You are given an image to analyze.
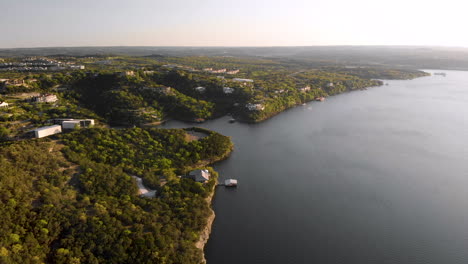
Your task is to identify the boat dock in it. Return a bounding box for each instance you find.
[217,179,238,187]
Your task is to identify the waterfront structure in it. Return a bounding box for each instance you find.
[245,103,265,111]
[118,71,135,77]
[33,125,62,138]
[298,86,311,92]
[224,179,238,187]
[189,169,211,183]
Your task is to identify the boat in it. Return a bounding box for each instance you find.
[315,97,325,102]
[224,179,238,187]
[434,72,446,77]
[229,118,236,123]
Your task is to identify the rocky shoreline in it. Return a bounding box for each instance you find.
[195,179,217,263]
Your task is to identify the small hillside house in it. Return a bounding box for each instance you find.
[189,169,211,183]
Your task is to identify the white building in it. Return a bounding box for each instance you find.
[225,179,238,187]
[233,78,253,83]
[34,125,62,138]
[118,71,135,77]
[223,87,235,94]
[245,103,265,111]
[298,86,311,92]
[0,101,8,108]
[195,86,206,93]
[62,119,95,129]
[189,169,211,183]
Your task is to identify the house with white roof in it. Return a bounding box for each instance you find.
[189,169,211,183]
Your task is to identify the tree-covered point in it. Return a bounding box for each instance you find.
[323,66,430,80]
[0,126,233,264]
[61,127,233,188]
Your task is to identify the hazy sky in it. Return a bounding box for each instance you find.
[1,0,467,48]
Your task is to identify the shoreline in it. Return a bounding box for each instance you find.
[194,145,233,263]
[195,179,217,263]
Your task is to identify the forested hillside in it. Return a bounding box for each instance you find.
[0,127,233,264]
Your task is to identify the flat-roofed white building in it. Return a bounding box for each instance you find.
[233,78,253,83]
[62,119,95,129]
[34,125,62,138]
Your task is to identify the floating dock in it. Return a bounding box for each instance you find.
[218,179,238,187]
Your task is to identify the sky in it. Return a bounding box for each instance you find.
[1,0,468,48]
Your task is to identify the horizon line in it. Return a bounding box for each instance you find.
[1,44,468,50]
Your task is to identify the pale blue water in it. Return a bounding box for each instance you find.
[162,70,468,264]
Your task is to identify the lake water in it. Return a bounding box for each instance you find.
[161,70,468,264]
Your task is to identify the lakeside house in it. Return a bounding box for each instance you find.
[33,125,62,138]
[189,169,211,183]
[118,71,135,77]
[245,103,265,111]
[298,86,311,92]
[31,94,58,103]
[195,86,206,93]
[223,87,235,94]
[0,101,8,108]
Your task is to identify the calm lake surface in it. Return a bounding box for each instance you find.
[161,70,468,264]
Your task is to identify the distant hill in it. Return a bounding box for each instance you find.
[2,46,468,70]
